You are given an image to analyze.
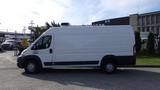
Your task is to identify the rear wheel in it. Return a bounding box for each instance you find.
[24,61,41,74]
[101,62,116,73]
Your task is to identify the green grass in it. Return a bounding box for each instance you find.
[136,55,160,65]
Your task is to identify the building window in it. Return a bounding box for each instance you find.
[157,27,160,34]
[138,17,142,26]
[142,16,145,25]
[105,20,110,23]
[155,15,158,24]
[142,27,145,32]
[157,14,160,24]
[151,27,155,33]
[151,16,154,24]
[158,14,160,23]
[146,16,149,25]
[147,27,150,32]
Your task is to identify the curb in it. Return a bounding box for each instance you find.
[120,65,160,68]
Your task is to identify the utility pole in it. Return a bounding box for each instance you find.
[29,20,34,28]
[29,20,35,34]
[23,26,26,38]
[14,30,17,40]
[29,20,35,42]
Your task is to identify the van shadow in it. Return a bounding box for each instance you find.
[22,68,160,90]
[0,50,5,53]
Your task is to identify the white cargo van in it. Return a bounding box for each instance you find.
[17,25,136,73]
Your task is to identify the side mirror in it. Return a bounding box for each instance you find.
[31,44,36,50]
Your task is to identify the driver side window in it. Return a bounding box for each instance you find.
[32,35,52,50]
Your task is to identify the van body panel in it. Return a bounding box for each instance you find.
[53,26,134,65]
[17,25,136,68]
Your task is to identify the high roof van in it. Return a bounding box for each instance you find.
[17,25,136,74]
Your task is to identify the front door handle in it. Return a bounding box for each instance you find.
[49,49,52,53]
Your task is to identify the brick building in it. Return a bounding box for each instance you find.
[92,11,160,35]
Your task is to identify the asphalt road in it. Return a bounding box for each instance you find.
[0,51,160,90]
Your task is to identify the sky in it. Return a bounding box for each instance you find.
[0,0,160,33]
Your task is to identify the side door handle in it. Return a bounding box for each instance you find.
[49,49,52,53]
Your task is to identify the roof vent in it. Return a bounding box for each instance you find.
[61,22,70,26]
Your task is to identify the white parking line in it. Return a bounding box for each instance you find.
[5,57,17,64]
[0,51,17,64]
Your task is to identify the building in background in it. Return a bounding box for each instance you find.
[0,33,5,44]
[92,11,160,35]
[92,17,129,26]
[0,31,31,43]
[131,11,160,35]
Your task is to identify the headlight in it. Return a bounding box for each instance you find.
[20,50,27,56]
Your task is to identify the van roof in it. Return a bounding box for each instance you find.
[44,25,133,35]
[50,25,132,30]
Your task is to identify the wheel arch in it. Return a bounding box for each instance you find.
[100,55,117,67]
[23,55,42,68]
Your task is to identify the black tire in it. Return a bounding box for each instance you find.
[24,60,41,74]
[101,62,116,73]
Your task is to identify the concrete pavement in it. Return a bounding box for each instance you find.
[0,51,160,90]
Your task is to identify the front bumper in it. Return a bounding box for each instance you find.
[17,56,25,68]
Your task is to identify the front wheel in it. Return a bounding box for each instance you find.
[24,61,41,74]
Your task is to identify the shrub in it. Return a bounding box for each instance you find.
[135,31,141,54]
[158,39,160,54]
[146,32,155,54]
[139,49,148,55]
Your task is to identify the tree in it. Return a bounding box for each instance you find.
[33,26,46,41]
[51,21,60,27]
[45,22,51,29]
[158,39,160,54]
[45,21,60,29]
[135,31,141,54]
[29,21,60,42]
[146,32,155,54]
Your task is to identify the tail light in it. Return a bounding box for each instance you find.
[133,45,136,55]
